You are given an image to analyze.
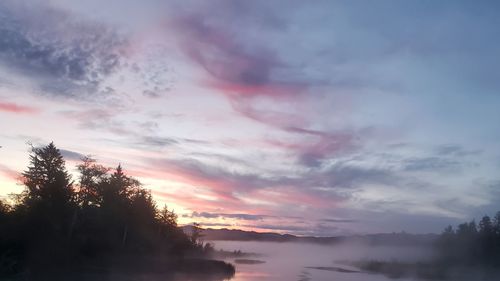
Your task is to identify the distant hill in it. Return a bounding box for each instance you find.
[183,226,438,247]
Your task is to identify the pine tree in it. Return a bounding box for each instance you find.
[479,216,493,235]
[22,142,74,208]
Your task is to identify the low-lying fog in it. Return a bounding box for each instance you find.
[212,240,436,281]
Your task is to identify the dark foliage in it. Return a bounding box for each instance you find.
[0,143,230,279]
[437,211,500,265]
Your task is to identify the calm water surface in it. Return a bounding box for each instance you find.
[212,241,433,281]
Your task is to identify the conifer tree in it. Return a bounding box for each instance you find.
[22,142,73,206]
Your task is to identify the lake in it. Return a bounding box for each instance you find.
[212,240,435,281]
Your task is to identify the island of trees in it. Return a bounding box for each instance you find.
[437,212,500,265]
[0,143,234,280]
[353,213,500,280]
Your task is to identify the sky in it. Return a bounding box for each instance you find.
[1,0,500,236]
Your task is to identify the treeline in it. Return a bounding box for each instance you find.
[0,143,216,277]
[437,211,500,265]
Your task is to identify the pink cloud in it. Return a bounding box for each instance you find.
[153,190,221,211]
[127,161,245,205]
[0,102,38,114]
[208,80,306,99]
[134,156,344,214]
[0,164,20,181]
[170,14,307,100]
[262,127,358,167]
[229,97,309,129]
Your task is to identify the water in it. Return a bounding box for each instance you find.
[212,241,434,281]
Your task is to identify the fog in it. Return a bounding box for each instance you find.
[212,241,436,281]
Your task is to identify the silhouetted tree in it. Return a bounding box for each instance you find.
[21,142,74,207]
[479,216,493,234]
[97,165,139,249]
[76,156,109,207]
[478,215,496,263]
[127,188,157,251]
[0,142,231,278]
[0,199,19,276]
[494,211,500,235]
[20,143,76,238]
[437,212,500,265]
[190,222,204,246]
[0,200,9,216]
[13,143,78,271]
[158,205,178,228]
[437,225,456,261]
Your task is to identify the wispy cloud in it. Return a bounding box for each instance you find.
[190,211,270,221]
[0,101,38,114]
[0,164,19,181]
[60,149,85,162]
[171,8,305,98]
[403,157,461,172]
[320,218,358,223]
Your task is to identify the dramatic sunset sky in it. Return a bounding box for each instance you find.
[1,0,499,235]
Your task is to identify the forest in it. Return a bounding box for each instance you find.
[351,212,500,280]
[437,211,500,265]
[0,143,234,280]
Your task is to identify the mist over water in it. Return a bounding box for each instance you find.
[213,241,435,281]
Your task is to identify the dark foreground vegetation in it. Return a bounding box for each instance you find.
[352,211,500,280]
[0,143,234,280]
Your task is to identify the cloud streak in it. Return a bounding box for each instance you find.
[0,101,38,114]
[59,149,85,162]
[0,164,19,181]
[171,11,305,99]
[190,211,270,221]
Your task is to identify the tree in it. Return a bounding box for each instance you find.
[438,212,500,265]
[493,211,500,235]
[102,165,139,203]
[0,143,224,277]
[21,142,74,206]
[443,225,454,235]
[76,156,109,207]
[100,165,141,249]
[439,226,454,246]
[100,164,139,214]
[190,222,204,246]
[478,215,497,262]
[17,143,77,268]
[0,200,10,232]
[456,220,477,238]
[129,188,157,246]
[0,200,9,216]
[158,205,178,228]
[479,216,493,235]
[157,205,178,243]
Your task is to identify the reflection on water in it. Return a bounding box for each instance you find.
[298,270,311,281]
[213,241,433,281]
